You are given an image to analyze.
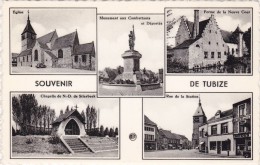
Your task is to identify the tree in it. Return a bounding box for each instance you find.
[117,66,124,75]
[99,125,104,137]
[104,127,109,136]
[109,128,115,137]
[104,67,117,81]
[243,27,251,55]
[60,109,64,116]
[81,110,86,123]
[12,96,21,132]
[115,127,119,136]
[65,105,70,113]
[19,94,38,135]
[86,105,90,130]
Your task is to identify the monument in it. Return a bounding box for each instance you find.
[121,25,142,83]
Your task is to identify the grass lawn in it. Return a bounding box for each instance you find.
[12,135,69,156]
[12,135,119,158]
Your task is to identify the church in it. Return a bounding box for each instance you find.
[168,10,247,69]
[14,11,95,70]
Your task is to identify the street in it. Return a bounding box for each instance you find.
[144,149,245,159]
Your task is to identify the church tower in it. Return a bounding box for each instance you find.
[233,25,244,57]
[192,97,207,148]
[21,10,37,51]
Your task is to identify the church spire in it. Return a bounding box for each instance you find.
[193,96,205,117]
[198,95,201,106]
[27,10,30,21]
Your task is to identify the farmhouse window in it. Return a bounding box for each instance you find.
[58,49,63,58]
[211,52,214,58]
[204,52,208,59]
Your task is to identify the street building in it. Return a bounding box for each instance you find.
[207,109,235,156]
[233,98,251,156]
[144,115,158,150]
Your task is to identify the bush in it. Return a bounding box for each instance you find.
[48,135,61,144]
[26,137,33,144]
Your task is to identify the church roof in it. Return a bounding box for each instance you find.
[74,42,95,57]
[22,19,36,35]
[12,53,19,58]
[193,99,205,117]
[37,31,56,45]
[207,109,233,123]
[52,31,77,50]
[19,49,33,57]
[144,115,157,126]
[45,50,58,59]
[52,109,85,125]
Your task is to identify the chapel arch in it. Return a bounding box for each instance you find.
[64,119,80,135]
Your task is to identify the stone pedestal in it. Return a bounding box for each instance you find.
[121,50,142,83]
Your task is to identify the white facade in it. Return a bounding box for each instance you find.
[207,117,235,156]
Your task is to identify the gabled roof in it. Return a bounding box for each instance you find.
[74,42,95,57]
[178,134,188,140]
[207,109,233,123]
[193,99,205,117]
[19,49,32,57]
[37,31,56,45]
[45,50,58,59]
[52,31,77,50]
[173,39,198,49]
[144,115,157,126]
[185,20,194,35]
[159,129,181,140]
[198,19,210,37]
[52,109,85,125]
[21,19,36,35]
[234,26,244,34]
[12,53,19,58]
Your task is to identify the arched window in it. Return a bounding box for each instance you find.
[58,49,63,58]
[34,50,38,61]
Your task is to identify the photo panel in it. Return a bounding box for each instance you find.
[166,8,252,75]
[10,92,120,159]
[10,8,97,75]
[143,92,252,160]
[98,14,165,97]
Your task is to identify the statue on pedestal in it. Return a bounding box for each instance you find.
[128,25,135,51]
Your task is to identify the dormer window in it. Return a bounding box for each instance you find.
[215,110,221,119]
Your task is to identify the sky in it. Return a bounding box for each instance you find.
[98,15,164,73]
[144,93,251,141]
[10,8,96,53]
[12,93,119,128]
[166,8,252,47]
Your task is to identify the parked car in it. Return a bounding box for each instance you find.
[243,150,251,158]
[36,63,46,68]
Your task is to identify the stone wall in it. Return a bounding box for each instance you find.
[52,47,73,68]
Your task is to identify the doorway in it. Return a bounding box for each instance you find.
[65,119,80,135]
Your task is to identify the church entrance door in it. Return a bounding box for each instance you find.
[65,119,80,135]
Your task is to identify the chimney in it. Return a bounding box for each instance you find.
[193,10,199,39]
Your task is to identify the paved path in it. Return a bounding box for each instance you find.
[144,149,245,159]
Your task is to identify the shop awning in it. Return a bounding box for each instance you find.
[200,142,205,145]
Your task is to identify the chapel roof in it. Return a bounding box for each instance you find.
[52,31,78,50]
[52,109,85,125]
[144,115,157,126]
[234,26,244,34]
[74,42,95,57]
[207,109,233,123]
